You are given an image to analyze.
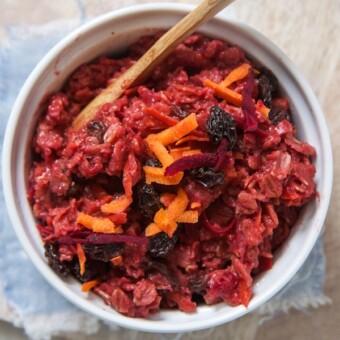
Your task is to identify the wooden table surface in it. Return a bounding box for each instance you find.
[0,0,339,339]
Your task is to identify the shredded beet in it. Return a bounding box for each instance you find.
[242,74,258,132]
[164,153,217,176]
[202,212,237,235]
[214,138,229,171]
[57,236,89,244]
[87,233,149,245]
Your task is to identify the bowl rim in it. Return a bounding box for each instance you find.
[2,2,333,333]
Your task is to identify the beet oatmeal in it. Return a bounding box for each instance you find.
[28,32,317,317]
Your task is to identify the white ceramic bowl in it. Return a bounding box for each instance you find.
[2,2,333,333]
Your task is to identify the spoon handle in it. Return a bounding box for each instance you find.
[72,0,235,129]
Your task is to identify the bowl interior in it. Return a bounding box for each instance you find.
[3,3,333,333]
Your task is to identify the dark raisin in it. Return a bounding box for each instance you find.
[257,67,278,108]
[206,106,237,149]
[137,182,162,219]
[82,243,124,262]
[189,167,224,188]
[68,259,108,283]
[148,232,178,258]
[188,273,206,294]
[170,105,189,118]
[144,260,179,290]
[66,181,81,197]
[44,243,70,277]
[144,158,162,167]
[269,106,291,125]
[87,120,107,141]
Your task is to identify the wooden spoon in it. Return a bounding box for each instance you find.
[72,0,235,129]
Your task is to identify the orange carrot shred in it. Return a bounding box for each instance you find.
[154,113,198,146]
[154,208,176,231]
[190,202,201,209]
[160,193,176,208]
[151,189,196,238]
[144,166,183,185]
[76,243,86,275]
[204,79,242,106]
[110,255,123,266]
[101,195,132,214]
[77,212,117,233]
[145,223,162,237]
[144,107,179,126]
[255,100,270,117]
[220,63,251,87]
[167,188,189,219]
[81,279,99,292]
[176,210,199,223]
[175,135,210,146]
[182,149,202,157]
[238,280,252,307]
[146,137,175,167]
[169,146,191,160]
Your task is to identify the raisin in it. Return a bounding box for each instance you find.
[137,182,162,219]
[188,273,206,294]
[170,105,189,119]
[206,106,237,149]
[66,179,81,197]
[148,232,178,258]
[189,167,224,188]
[82,243,124,262]
[257,67,278,108]
[68,258,108,283]
[269,106,291,125]
[87,120,107,141]
[144,158,162,167]
[44,243,70,277]
[144,260,179,290]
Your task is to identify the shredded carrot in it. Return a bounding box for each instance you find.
[101,195,132,214]
[176,210,199,223]
[144,166,183,185]
[169,147,201,160]
[145,222,162,237]
[154,113,198,146]
[144,107,179,126]
[113,225,124,234]
[150,189,197,237]
[175,135,210,146]
[190,202,201,209]
[81,279,99,292]
[91,219,117,233]
[146,136,175,167]
[77,212,117,233]
[204,79,242,106]
[169,146,191,160]
[167,188,189,219]
[154,208,177,232]
[160,193,176,207]
[182,149,202,157]
[255,100,270,117]
[76,243,86,275]
[253,68,260,76]
[238,280,252,307]
[225,167,238,179]
[220,63,251,87]
[110,255,123,266]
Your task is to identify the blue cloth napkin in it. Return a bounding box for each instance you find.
[0,17,330,340]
